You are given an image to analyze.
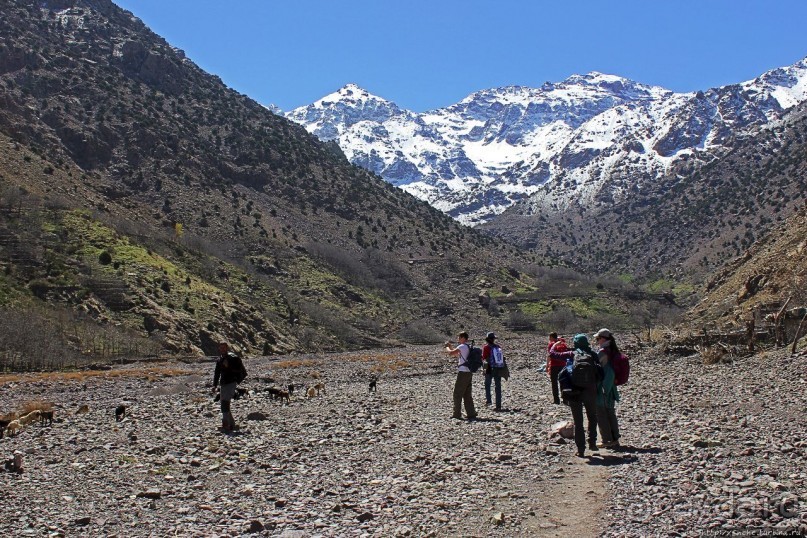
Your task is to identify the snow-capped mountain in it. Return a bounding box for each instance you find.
[285,58,807,225]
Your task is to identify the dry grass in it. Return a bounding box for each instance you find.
[369,359,411,374]
[0,365,193,386]
[697,345,727,365]
[19,400,54,414]
[272,358,320,369]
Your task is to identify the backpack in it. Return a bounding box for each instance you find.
[228,352,248,384]
[612,352,630,386]
[571,350,602,389]
[463,341,484,373]
[490,345,505,368]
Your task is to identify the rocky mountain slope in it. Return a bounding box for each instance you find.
[0,0,529,358]
[687,204,807,327]
[484,98,807,282]
[286,60,807,225]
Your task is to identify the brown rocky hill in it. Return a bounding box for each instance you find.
[686,205,807,332]
[0,0,524,359]
[0,0,684,364]
[482,99,807,287]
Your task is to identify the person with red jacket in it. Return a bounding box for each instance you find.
[546,332,568,405]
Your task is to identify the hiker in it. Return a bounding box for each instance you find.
[546,332,569,405]
[482,332,507,411]
[444,332,478,420]
[212,342,247,433]
[593,328,621,448]
[550,334,600,457]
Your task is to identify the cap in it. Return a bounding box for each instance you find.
[593,328,612,339]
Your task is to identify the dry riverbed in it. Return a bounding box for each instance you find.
[0,340,804,537]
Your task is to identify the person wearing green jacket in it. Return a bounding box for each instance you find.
[594,328,621,448]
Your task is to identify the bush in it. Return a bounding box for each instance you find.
[505,311,535,331]
[98,250,112,265]
[398,320,446,344]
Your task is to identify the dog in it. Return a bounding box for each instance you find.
[287,384,295,397]
[5,420,20,437]
[368,378,377,393]
[314,382,326,396]
[39,410,54,426]
[18,410,41,426]
[306,386,316,399]
[0,419,10,439]
[115,405,126,422]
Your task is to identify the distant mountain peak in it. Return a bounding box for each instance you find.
[287,58,807,225]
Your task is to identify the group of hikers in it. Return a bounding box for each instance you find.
[211,329,626,457]
[445,329,625,458]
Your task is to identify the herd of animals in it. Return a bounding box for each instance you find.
[0,374,380,440]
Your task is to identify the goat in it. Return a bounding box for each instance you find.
[277,390,290,403]
[18,410,41,426]
[0,419,10,439]
[5,420,20,437]
[369,378,377,393]
[287,384,295,396]
[115,405,126,422]
[314,382,326,396]
[267,387,283,400]
[306,386,316,399]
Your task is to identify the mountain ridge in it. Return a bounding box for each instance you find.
[285,57,807,224]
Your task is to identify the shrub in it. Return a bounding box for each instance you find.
[98,250,112,265]
[398,320,446,344]
[505,311,536,331]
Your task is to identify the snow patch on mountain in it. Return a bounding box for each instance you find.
[285,58,807,225]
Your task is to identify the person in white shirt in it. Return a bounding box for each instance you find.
[444,331,478,420]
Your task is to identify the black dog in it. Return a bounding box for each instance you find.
[115,405,126,422]
[39,411,54,426]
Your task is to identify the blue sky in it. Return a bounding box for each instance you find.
[114,0,807,112]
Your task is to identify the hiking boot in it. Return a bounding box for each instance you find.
[576,450,585,458]
[589,443,599,451]
[467,413,478,420]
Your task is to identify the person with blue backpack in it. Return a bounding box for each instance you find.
[444,331,479,420]
[482,332,508,411]
[593,328,621,448]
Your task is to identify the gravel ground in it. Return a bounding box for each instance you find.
[0,339,804,537]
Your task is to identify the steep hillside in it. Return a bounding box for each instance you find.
[287,60,807,225]
[0,0,525,358]
[483,99,807,284]
[687,205,807,328]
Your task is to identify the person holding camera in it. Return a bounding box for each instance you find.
[444,332,478,420]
